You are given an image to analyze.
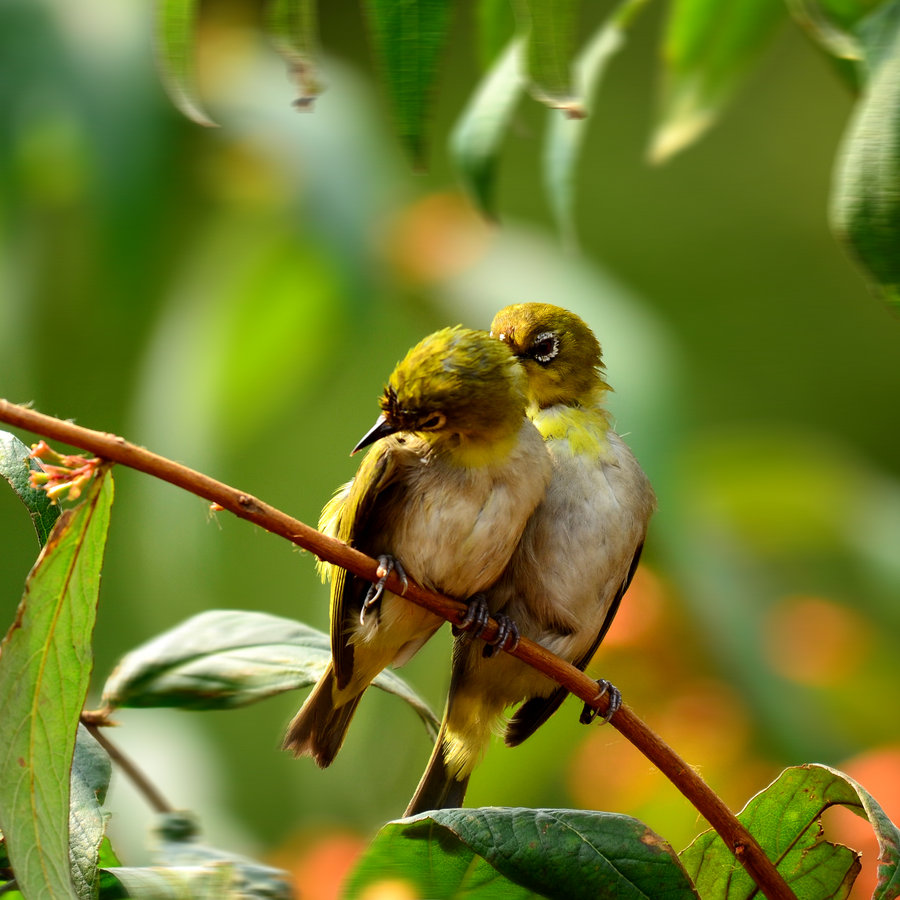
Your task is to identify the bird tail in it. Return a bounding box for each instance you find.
[282,663,363,767]
[404,721,470,817]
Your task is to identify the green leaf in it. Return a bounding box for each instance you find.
[450,38,524,219]
[650,0,786,162]
[154,0,217,128]
[514,0,582,113]
[362,0,454,168]
[69,726,113,900]
[0,470,113,900]
[99,609,439,739]
[265,0,323,109]
[99,865,236,899]
[544,0,649,246]
[152,812,293,900]
[680,763,900,899]
[476,0,517,69]
[0,430,61,546]
[831,1,900,310]
[347,808,699,899]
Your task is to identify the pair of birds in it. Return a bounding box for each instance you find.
[283,302,656,816]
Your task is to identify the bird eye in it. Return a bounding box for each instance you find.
[529,331,560,365]
[419,413,446,431]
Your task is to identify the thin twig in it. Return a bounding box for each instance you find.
[82,720,174,815]
[0,399,796,900]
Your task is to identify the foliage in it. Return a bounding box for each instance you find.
[154,0,900,309]
[2,0,900,898]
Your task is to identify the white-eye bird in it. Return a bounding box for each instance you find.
[283,325,552,766]
[406,303,656,814]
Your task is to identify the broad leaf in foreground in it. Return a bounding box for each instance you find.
[346,808,699,899]
[98,609,439,739]
[680,763,900,899]
[0,470,113,900]
[0,430,60,546]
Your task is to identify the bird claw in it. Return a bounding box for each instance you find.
[456,594,490,636]
[482,614,519,658]
[360,555,407,625]
[579,679,622,726]
[455,596,519,657]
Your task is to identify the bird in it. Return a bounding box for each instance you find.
[283,324,553,766]
[405,303,656,814]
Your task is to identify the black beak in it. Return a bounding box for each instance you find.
[351,414,400,455]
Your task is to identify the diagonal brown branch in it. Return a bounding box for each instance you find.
[0,398,796,900]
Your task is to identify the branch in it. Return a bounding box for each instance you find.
[82,720,175,815]
[0,399,796,900]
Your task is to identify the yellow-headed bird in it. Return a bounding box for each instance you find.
[284,325,552,766]
[406,304,656,813]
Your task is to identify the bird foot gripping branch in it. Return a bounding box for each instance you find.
[455,594,520,657]
[360,555,408,624]
[580,679,622,726]
[29,441,104,503]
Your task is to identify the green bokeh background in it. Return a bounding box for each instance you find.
[2,0,899,888]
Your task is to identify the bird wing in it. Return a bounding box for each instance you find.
[328,440,406,689]
[504,541,645,746]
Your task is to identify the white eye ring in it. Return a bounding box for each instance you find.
[531,331,560,364]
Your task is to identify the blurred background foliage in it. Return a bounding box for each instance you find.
[1,0,899,897]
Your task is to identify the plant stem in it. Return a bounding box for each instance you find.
[0,399,796,900]
[83,720,174,815]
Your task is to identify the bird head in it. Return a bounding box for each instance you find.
[352,326,527,455]
[489,303,609,410]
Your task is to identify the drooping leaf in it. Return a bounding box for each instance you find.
[152,812,293,900]
[680,764,900,899]
[476,0,517,69]
[265,0,323,109]
[99,865,236,899]
[0,430,60,546]
[98,609,439,739]
[347,808,699,899]
[0,470,113,900]
[544,0,649,246]
[831,0,900,310]
[154,0,217,127]
[514,0,582,113]
[450,38,524,219]
[650,0,786,162]
[69,726,113,900]
[362,0,454,168]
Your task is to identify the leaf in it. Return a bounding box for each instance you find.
[99,609,439,739]
[69,726,113,900]
[831,1,900,309]
[680,764,900,899]
[0,430,61,546]
[544,0,648,246]
[99,865,236,899]
[152,812,293,900]
[265,0,323,109]
[650,0,786,162]
[154,0,217,128]
[362,0,454,168]
[514,0,582,113]
[0,471,113,900]
[450,38,524,219]
[347,808,699,899]
[476,0,516,69]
